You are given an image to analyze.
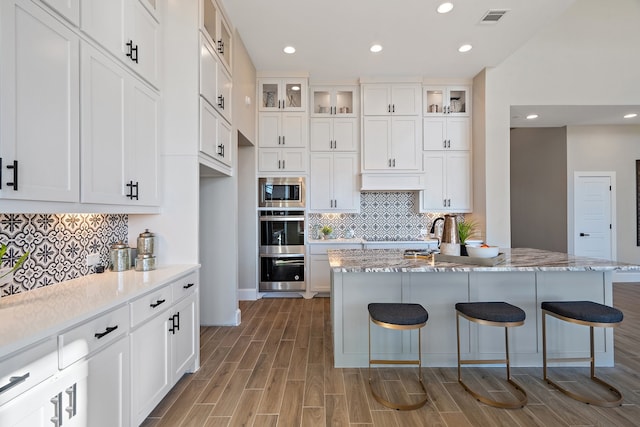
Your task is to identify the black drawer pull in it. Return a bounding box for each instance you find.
[94,325,118,339]
[183,283,195,289]
[0,372,30,394]
[150,299,166,308]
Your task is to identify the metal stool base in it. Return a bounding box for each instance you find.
[542,309,623,407]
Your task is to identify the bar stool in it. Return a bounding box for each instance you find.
[455,302,528,409]
[368,303,429,410]
[541,301,623,407]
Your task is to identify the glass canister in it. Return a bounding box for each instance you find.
[137,229,155,255]
[110,241,131,272]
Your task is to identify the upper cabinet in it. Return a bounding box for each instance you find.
[310,86,358,117]
[201,0,232,73]
[200,34,232,124]
[81,0,160,88]
[259,78,307,112]
[39,0,80,26]
[423,117,470,151]
[362,84,421,116]
[0,0,80,203]
[423,86,470,116]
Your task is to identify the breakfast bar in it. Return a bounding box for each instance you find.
[329,248,640,368]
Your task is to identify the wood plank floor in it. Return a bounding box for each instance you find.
[142,283,640,427]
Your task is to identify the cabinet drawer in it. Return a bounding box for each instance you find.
[309,244,362,255]
[0,338,57,406]
[172,272,198,301]
[130,284,173,327]
[58,305,129,369]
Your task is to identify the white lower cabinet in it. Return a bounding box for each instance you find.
[309,153,359,212]
[309,244,362,292]
[420,151,471,212]
[170,293,198,380]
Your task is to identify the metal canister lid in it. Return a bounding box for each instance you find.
[111,240,129,249]
[138,229,154,238]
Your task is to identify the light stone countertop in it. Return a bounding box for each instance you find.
[328,248,640,273]
[307,238,364,244]
[0,264,199,358]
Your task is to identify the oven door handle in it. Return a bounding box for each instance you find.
[259,216,305,221]
[259,253,305,258]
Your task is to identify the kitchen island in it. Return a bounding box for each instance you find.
[329,248,640,368]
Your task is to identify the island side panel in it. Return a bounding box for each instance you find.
[404,272,469,367]
[536,271,614,366]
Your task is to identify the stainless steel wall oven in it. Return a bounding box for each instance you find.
[259,209,305,291]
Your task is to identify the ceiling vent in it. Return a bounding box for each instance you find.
[480,9,509,24]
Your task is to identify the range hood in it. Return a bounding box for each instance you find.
[360,173,425,191]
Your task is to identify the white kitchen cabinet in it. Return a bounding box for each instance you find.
[259,78,307,112]
[362,84,421,116]
[310,85,358,117]
[309,153,359,212]
[81,0,160,88]
[423,85,470,116]
[310,118,358,152]
[200,34,232,124]
[80,43,160,206]
[258,149,307,173]
[38,0,80,26]
[200,98,232,175]
[362,116,421,171]
[259,112,307,148]
[201,0,232,73]
[308,244,362,293]
[0,0,80,203]
[421,151,471,212]
[170,293,197,381]
[423,117,470,151]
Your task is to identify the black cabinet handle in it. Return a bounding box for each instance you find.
[126,181,139,200]
[282,160,285,169]
[387,104,391,113]
[6,160,18,191]
[282,136,285,145]
[94,325,118,339]
[218,95,224,109]
[579,233,590,237]
[217,39,224,55]
[169,313,180,334]
[126,40,138,63]
[0,372,30,394]
[392,104,395,113]
[150,298,166,308]
[183,282,195,289]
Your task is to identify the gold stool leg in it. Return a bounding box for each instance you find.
[542,311,623,407]
[457,312,528,409]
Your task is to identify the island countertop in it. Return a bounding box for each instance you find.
[328,247,640,273]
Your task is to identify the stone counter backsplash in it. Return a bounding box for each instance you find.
[0,213,128,296]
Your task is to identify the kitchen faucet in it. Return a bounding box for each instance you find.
[430,217,445,235]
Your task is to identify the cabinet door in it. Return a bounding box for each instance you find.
[309,153,333,210]
[422,152,446,210]
[200,97,219,158]
[309,118,332,151]
[391,84,421,115]
[390,117,420,170]
[0,0,80,202]
[127,0,159,87]
[217,116,232,168]
[258,113,281,147]
[258,149,281,172]
[281,149,307,172]
[423,117,447,150]
[259,79,306,112]
[200,35,219,108]
[332,118,357,152]
[130,312,171,426]
[446,151,471,211]
[309,254,330,292]
[128,79,160,206]
[332,153,359,211]
[80,0,126,57]
[362,85,391,115]
[80,43,127,205]
[171,295,197,380]
[446,117,471,151]
[362,117,391,170]
[87,336,130,427]
[216,66,232,123]
[40,0,80,26]
[281,113,307,148]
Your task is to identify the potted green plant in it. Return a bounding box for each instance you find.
[1,243,29,282]
[321,225,333,239]
[457,220,477,256]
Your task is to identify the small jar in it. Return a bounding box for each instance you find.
[135,254,156,271]
[110,241,131,272]
[137,229,155,255]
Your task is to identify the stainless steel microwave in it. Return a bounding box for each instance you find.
[258,177,305,208]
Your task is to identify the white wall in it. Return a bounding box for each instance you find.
[567,125,640,263]
[479,0,640,248]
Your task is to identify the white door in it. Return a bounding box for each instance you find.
[574,173,614,260]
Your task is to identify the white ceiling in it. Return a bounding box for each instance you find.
[219,0,640,128]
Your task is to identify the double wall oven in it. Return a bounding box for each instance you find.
[258,178,306,292]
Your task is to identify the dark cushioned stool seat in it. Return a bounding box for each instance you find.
[541,300,624,407]
[368,303,428,325]
[541,301,623,324]
[455,302,525,323]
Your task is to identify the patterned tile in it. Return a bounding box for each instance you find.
[0,214,128,297]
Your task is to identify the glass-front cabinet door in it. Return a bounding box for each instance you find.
[201,0,232,72]
[423,86,470,116]
[310,86,357,117]
[259,78,307,112]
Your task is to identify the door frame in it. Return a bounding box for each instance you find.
[572,171,616,260]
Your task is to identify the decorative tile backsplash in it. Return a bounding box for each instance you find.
[308,192,448,240]
[0,214,128,297]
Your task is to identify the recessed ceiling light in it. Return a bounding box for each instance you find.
[370,44,383,53]
[437,2,454,14]
[526,114,539,120]
[458,44,472,53]
[624,113,638,119]
[283,46,296,54]
[291,86,300,91]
